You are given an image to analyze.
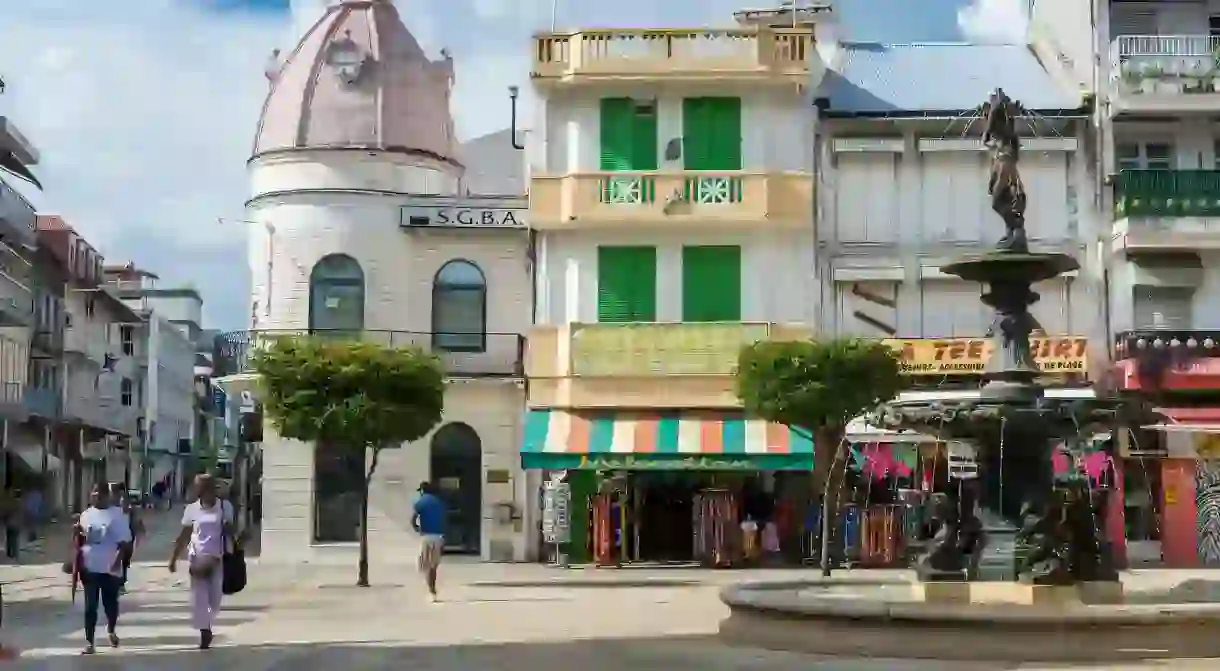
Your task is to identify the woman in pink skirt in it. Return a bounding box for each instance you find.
[168,475,236,650]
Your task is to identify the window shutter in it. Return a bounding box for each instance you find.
[599,98,635,171]
[631,103,658,171]
[598,246,656,322]
[707,97,742,171]
[682,98,710,170]
[682,246,741,321]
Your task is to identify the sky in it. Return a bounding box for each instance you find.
[0,0,1028,330]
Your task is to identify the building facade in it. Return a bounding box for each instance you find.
[522,7,821,564]
[0,109,37,505]
[218,0,532,564]
[1028,0,1220,567]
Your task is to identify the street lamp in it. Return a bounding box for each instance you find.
[508,86,525,150]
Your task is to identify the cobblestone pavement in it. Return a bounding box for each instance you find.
[4,561,1220,669]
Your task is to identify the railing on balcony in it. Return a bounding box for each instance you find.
[0,266,31,325]
[1113,170,1220,218]
[596,174,745,206]
[568,322,777,377]
[0,177,36,239]
[1112,35,1220,95]
[533,28,812,78]
[215,330,525,378]
[23,385,60,419]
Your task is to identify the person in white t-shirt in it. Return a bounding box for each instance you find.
[76,483,132,655]
[169,475,236,650]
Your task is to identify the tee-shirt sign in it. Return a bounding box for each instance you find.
[882,337,1088,375]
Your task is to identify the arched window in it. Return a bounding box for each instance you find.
[432,260,486,352]
[308,254,365,336]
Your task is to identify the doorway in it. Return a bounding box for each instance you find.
[429,423,482,554]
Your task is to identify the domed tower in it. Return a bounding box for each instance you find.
[247,0,458,332]
[241,0,534,565]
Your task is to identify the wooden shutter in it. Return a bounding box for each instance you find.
[598,246,657,322]
[631,102,658,171]
[599,98,635,171]
[707,97,742,170]
[682,98,711,170]
[681,246,742,321]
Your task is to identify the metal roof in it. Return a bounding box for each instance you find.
[821,42,1083,115]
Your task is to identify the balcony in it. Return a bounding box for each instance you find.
[526,321,812,408]
[0,264,32,327]
[532,28,816,86]
[529,171,812,229]
[1110,35,1220,113]
[23,385,59,420]
[1111,170,1220,251]
[215,329,525,381]
[0,177,36,249]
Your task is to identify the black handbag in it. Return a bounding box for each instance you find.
[221,516,247,595]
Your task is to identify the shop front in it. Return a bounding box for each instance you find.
[1111,329,1220,568]
[522,409,816,567]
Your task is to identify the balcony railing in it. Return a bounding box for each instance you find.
[530,171,811,227]
[0,267,31,325]
[533,28,812,80]
[0,177,36,242]
[1112,35,1220,96]
[23,385,60,419]
[215,330,525,378]
[1113,170,1220,218]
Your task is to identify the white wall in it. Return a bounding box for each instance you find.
[1109,251,1220,331]
[825,143,1079,246]
[147,315,194,457]
[246,190,531,339]
[1113,119,1220,172]
[139,294,203,330]
[536,86,812,174]
[536,228,817,325]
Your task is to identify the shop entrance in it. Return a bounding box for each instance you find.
[429,423,482,555]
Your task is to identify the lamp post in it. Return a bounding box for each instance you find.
[508,87,525,150]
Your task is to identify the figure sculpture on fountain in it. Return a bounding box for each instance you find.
[982,88,1029,254]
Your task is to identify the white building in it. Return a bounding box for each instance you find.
[222,0,531,563]
[813,39,1103,345]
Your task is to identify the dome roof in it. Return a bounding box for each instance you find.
[253,0,459,167]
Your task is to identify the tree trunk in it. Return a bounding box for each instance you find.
[356,446,382,587]
[814,427,848,576]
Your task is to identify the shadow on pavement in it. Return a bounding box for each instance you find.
[7,634,1170,671]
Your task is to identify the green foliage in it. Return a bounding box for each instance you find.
[252,336,446,450]
[735,338,904,433]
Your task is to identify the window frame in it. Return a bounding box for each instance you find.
[431,259,488,353]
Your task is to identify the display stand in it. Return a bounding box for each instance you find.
[693,489,741,568]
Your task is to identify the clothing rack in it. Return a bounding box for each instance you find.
[692,489,740,568]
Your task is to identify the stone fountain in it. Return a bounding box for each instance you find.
[717,91,1220,663]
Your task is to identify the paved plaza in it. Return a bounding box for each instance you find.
[5,519,1220,670]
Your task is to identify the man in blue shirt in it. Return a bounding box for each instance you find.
[412,482,446,602]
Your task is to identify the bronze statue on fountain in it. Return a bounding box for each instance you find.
[872,89,1158,585]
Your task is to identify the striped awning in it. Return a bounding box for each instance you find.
[521,410,815,471]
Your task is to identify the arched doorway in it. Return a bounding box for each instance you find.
[429,422,482,554]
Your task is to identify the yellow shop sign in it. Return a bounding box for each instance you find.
[882,337,1088,376]
[570,322,771,376]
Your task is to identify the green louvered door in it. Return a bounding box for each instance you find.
[682,97,742,171]
[681,245,742,321]
[597,246,657,322]
[600,98,658,204]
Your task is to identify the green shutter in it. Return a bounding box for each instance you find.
[601,98,657,171]
[600,98,635,171]
[683,97,741,171]
[681,246,741,322]
[631,104,658,171]
[708,97,742,170]
[598,246,657,323]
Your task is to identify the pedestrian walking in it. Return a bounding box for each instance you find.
[21,488,42,543]
[411,481,446,602]
[76,482,131,655]
[168,474,236,650]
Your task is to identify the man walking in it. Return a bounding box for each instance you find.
[411,482,446,602]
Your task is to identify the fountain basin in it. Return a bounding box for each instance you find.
[940,251,1079,283]
[719,580,1220,662]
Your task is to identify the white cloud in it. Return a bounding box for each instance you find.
[957,0,1029,44]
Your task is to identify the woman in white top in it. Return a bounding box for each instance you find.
[76,482,132,654]
[168,475,237,650]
